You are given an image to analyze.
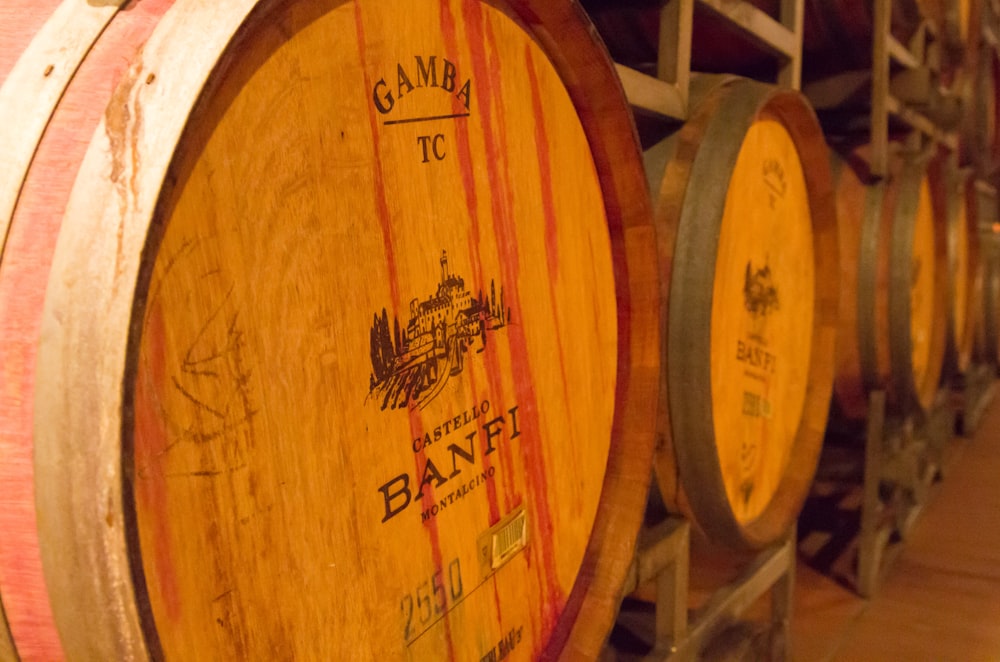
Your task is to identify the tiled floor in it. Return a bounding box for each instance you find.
[793,388,1000,661]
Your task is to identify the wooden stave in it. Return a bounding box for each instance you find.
[0,1,125,258]
[648,76,838,550]
[0,2,168,660]
[0,1,62,86]
[12,0,660,659]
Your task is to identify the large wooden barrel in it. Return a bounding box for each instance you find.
[645,76,838,549]
[580,0,924,82]
[831,149,948,420]
[0,1,659,659]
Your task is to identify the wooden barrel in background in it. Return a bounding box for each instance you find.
[0,2,152,659]
[1,0,659,659]
[831,149,948,421]
[979,229,1000,367]
[645,76,838,550]
[933,164,983,376]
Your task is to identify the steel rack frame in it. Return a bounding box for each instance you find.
[614,0,806,125]
[602,517,795,661]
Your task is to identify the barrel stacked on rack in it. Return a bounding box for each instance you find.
[645,76,838,550]
[829,148,952,421]
[0,1,659,659]
[580,0,1000,558]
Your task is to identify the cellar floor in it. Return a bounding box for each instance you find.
[792,384,1000,661]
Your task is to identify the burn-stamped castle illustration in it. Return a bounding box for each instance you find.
[743,258,780,341]
[368,251,509,411]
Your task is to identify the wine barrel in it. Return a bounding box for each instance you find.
[0,1,659,659]
[831,149,948,420]
[979,229,1000,367]
[645,76,838,549]
[0,3,149,659]
[580,0,923,83]
[935,166,983,376]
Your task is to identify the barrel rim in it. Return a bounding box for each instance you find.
[656,76,837,549]
[888,154,949,417]
[0,2,157,659]
[940,165,981,376]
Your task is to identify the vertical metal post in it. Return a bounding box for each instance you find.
[769,528,795,661]
[654,524,689,649]
[777,0,804,89]
[858,390,887,597]
[872,0,891,176]
[658,0,694,111]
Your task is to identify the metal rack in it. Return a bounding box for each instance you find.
[603,517,795,661]
[614,0,805,124]
[868,0,958,174]
[951,361,996,435]
[603,0,998,622]
[854,390,956,597]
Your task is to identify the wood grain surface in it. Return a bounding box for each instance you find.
[932,162,981,376]
[709,115,815,525]
[0,1,60,86]
[649,77,837,549]
[133,2,618,658]
[22,0,657,659]
[0,0,122,258]
[894,160,948,414]
[0,1,171,660]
